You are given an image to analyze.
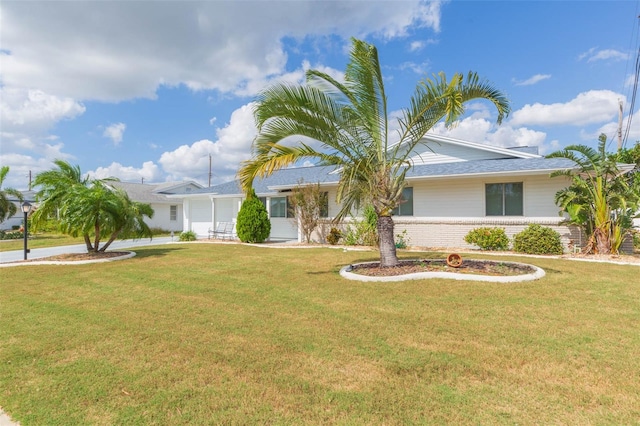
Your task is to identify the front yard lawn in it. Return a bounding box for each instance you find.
[1,243,639,424]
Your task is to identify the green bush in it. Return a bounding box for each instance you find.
[395,229,410,249]
[344,205,378,246]
[464,227,509,251]
[179,231,197,241]
[326,227,342,245]
[633,230,639,251]
[513,224,564,255]
[236,189,271,243]
[0,230,24,240]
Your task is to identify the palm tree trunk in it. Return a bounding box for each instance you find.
[83,234,94,252]
[377,215,398,267]
[99,229,122,252]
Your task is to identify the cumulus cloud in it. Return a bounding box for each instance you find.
[513,74,551,86]
[0,1,442,102]
[102,122,126,145]
[90,161,161,182]
[589,110,640,145]
[509,90,623,127]
[428,113,555,154]
[159,103,258,184]
[579,47,629,62]
[0,87,85,132]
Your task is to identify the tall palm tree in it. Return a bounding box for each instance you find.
[239,37,510,266]
[548,134,639,254]
[0,166,23,224]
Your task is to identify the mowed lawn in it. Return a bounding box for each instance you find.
[1,243,639,425]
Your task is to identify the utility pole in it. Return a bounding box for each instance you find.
[617,99,623,151]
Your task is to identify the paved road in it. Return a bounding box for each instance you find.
[0,237,175,263]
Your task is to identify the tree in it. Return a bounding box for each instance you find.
[547,134,639,254]
[236,189,271,243]
[238,37,509,266]
[288,181,328,243]
[0,166,23,224]
[31,160,154,252]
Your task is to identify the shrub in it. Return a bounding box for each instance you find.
[395,229,410,249]
[236,189,271,243]
[633,230,640,251]
[513,224,564,255]
[179,231,197,241]
[464,227,509,251]
[326,227,342,245]
[0,230,24,240]
[343,205,378,246]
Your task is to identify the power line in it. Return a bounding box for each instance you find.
[621,11,640,148]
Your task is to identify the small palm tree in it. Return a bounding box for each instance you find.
[0,166,23,224]
[239,37,510,266]
[99,188,154,251]
[548,134,639,254]
[32,160,153,252]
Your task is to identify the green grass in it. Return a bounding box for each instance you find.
[0,233,85,252]
[1,243,639,424]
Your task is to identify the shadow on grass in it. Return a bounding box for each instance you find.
[130,247,186,259]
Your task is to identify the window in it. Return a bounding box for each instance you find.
[485,183,523,216]
[170,205,177,221]
[392,187,413,216]
[270,197,295,218]
[319,192,329,218]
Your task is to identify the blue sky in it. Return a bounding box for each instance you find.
[1,0,639,190]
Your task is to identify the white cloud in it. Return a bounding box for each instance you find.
[398,61,430,75]
[90,161,161,182]
[0,153,70,191]
[589,110,640,145]
[513,74,551,86]
[102,122,126,145]
[159,103,258,184]
[0,1,442,102]
[510,90,623,127]
[429,116,554,154]
[410,41,425,52]
[0,87,85,132]
[579,47,629,62]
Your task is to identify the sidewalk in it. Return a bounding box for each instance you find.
[0,237,174,264]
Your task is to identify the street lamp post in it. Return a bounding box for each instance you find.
[21,201,32,260]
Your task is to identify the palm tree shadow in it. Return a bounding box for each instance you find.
[131,247,185,259]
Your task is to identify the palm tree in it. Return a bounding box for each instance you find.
[239,37,510,266]
[0,166,23,224]
[32,159,153,252]
[98,188,154,252]
[548,134,639,254]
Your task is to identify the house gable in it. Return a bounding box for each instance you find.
[405,134,541,166]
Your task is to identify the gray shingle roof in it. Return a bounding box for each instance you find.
[187,165,340,196]
[183,157,576,197]
[406,157,576,179]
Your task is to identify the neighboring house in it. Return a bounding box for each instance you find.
[110,181,203,232]
[174,134,620,251]
[1,190,36,231]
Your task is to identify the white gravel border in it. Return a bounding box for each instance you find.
[340,259,546,283]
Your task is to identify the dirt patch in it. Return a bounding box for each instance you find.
[350,259,536,277]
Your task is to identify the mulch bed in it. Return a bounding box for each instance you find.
[21,251,130,262]
[350,259,536,277]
